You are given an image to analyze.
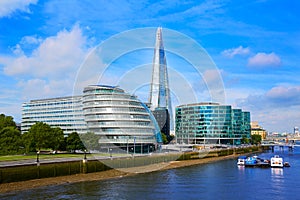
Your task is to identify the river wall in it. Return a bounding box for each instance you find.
[0,146,261,184]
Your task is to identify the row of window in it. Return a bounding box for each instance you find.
[83,94,136,101]
[83,107,148,113]
[23,100,81,107]
[23,109,83,116]
[22,114,83,120]
[23,105,82,112]
[85,114,150,120]
[87,121,151,127]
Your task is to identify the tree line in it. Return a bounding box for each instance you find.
[0,114,95,155]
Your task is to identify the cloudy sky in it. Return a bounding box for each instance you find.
[0,0,299,133]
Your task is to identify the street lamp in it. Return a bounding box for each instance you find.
[84,149,87,160]
[131,147,134,157]
[110,148,112,158]
[36,151,40,166]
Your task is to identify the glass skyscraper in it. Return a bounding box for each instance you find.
[149,27,172,135]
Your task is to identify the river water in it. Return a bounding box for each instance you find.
[2,147,300,200]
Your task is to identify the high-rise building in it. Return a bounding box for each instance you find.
[149,27,172,135]
[175,102,251,145]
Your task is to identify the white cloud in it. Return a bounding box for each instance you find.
[248,52,281,67]
[0,24,93,103]
[236,85,300,132]
[20,35,42,45]
[18,78,74,100]
[0,0,38,18]
[3,24,88,78]
[221,46,250,58]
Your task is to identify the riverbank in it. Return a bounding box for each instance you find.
[0,152,250,194]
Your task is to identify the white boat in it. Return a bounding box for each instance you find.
[237,156,246,165]
[270,155,283,168]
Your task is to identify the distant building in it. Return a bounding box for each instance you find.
[152,108,170,136]
[294,126,299,136]
[175,102,250,145]
[251,121,267,139]
[21,96,86,135]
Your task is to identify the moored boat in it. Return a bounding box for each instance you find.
[270,155,283,168]
[284,162,290,167]
[237,156,247,165]
[244,156,258,167]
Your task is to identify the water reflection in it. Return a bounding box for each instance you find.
[237,165,245,174]
[271,168,283,176]
[271,168,284,193]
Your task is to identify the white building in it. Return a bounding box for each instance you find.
[21,96,87,135]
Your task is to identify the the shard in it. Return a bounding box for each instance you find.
[149,27,173,133]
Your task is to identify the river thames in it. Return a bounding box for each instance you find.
[1,146,300,200]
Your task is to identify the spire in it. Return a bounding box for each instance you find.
[149,27,173,130]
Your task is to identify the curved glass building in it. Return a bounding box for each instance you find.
[83,85,162,153]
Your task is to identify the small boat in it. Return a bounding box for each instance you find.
[245,156,258,167]
[284,162,290,167]
[256,159,270,168]
[237,156,247,165]
[270,155,283,168]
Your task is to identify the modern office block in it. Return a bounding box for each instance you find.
[21,96,86,135]
[175,102,250,145]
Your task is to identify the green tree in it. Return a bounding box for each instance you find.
[0,114,16,130]
[251,134,262,145]
[0,127,23,154]
[161,133,174,144]
[49,127,65,151]
[22,131,36,153]
[66,132,85,152]
[27,122,52,150]
[161,133,168,144]
[241,135,250,144]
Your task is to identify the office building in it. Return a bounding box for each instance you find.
[175,102,251,145]
[21,96,86,135]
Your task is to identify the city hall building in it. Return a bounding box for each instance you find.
[175,103,250,145]
[82,85,162,152]
[21,85,163,152]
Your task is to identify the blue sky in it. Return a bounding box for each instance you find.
[0,0,299,133]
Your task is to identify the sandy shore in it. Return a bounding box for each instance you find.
[0,154,241,194]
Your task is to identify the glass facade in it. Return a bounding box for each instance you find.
[21,96,87,135]
[83,85,162,152]
[175,103,250,145]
